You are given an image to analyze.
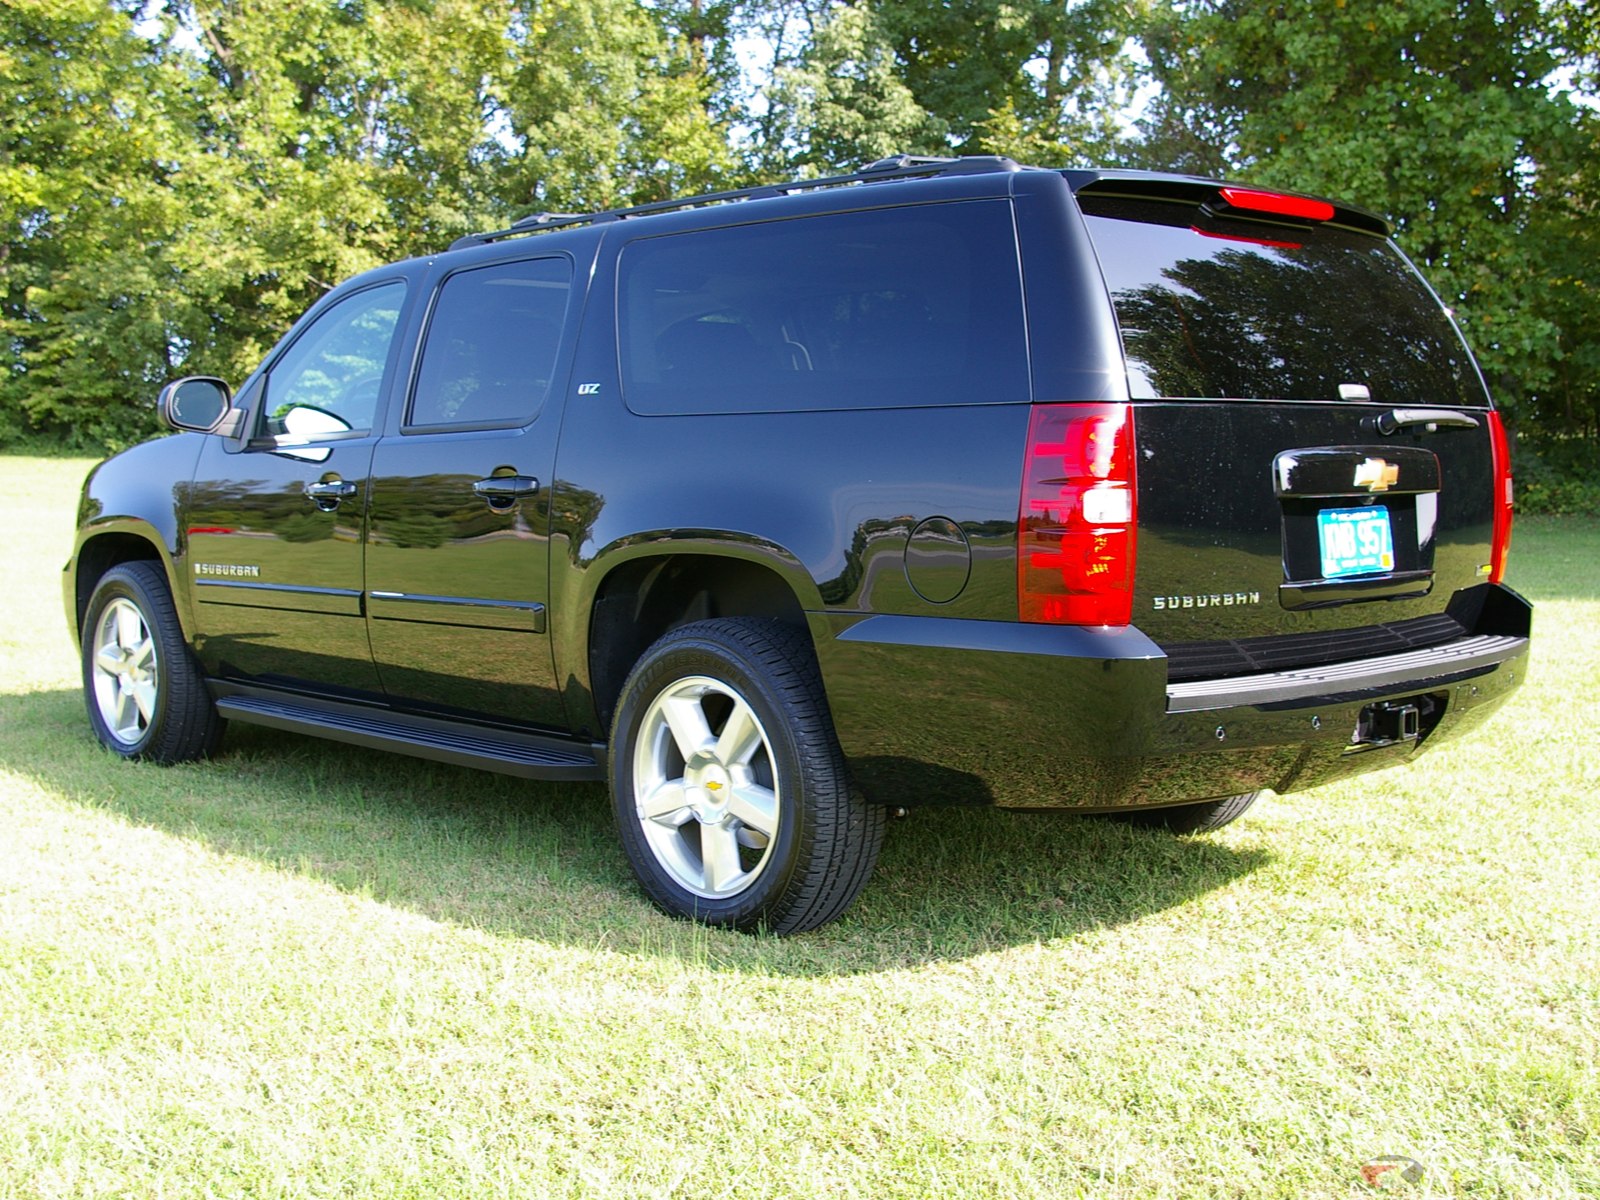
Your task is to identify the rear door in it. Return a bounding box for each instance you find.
[1072,181,1503,677]
[363,252,578,730]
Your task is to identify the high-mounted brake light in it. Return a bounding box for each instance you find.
[1218,187,1335,222]
[1018,403,1138,626]
[1487,409,1514,584]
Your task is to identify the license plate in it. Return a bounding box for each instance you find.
[1317,506,1394,578]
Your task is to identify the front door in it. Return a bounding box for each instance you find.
[364,255,574,729]
[187,279,409,697]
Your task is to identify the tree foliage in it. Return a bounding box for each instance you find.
[768,2,943,173]
[2,0,1596,467]
[1,0,730,448]
[1138,0,1600,438]
[1,0,190,445]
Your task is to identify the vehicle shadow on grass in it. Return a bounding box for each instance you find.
[2,688,1272,975]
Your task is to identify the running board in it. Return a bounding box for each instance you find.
[212,687,606,781]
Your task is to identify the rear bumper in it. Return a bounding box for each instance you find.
[813,586,1530,810]
[1165,634,1525,712]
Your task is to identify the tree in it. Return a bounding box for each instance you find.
[1,0,737,449]
[767,1,943,174]
[492,0,736,212]
[156,0,512,367]
[875,0,1136,164]
[6,0,1594,460]
[1136,0,1600,438]
[0,0,193,446]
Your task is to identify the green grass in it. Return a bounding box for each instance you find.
[2,455,1596,1199]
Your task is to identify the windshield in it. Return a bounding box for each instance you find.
[1080,195,1488,407]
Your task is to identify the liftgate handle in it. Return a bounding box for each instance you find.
[1374,408,1481,435]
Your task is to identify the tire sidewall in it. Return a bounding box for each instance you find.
[610,627,814,929]
[82,565,176,760]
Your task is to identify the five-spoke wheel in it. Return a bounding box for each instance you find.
[633,675,781,899]
[81,562,224,763]
[90,596,160,746]
[610,618,884,933]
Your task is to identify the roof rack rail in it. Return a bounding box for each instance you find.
[448,154,1021,251]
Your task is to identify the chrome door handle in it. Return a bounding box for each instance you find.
[304,479,357,510]
[473,475,539,501]
[305,480,357,497]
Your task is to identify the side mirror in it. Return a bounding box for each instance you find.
[158,376,238,435]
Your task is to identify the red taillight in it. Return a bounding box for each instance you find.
[1487,409,1514,584]
[1217,187,1335,222]
[1019,403,1138,626]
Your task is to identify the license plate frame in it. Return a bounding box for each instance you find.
[1317,505,1395,579]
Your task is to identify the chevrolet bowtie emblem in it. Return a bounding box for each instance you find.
[1353,457,1400,492]
[705,781,723,792]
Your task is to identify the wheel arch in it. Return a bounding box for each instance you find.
[69,525,185,645]
[579,546,816,737]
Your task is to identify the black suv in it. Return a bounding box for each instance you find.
[65,156,1530,932]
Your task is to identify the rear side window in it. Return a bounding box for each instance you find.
[618,201,1030,414]
[1081,196,1487,406]
[408,256,571,429]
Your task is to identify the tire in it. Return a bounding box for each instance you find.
[1116,791,1261,835]
[608,618,885,934]
[81,561,225,763]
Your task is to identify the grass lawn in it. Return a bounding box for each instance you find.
[1,453,1595,1199]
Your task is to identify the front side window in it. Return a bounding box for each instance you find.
[262,281,407,439]
[408,257,572,429]
[618,201,1030,415]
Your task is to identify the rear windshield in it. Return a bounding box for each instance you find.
[1080,195,1487,406]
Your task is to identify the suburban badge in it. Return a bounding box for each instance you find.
[1154,591,1262,611]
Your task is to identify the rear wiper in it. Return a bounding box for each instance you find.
[1371,408,1482,435]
